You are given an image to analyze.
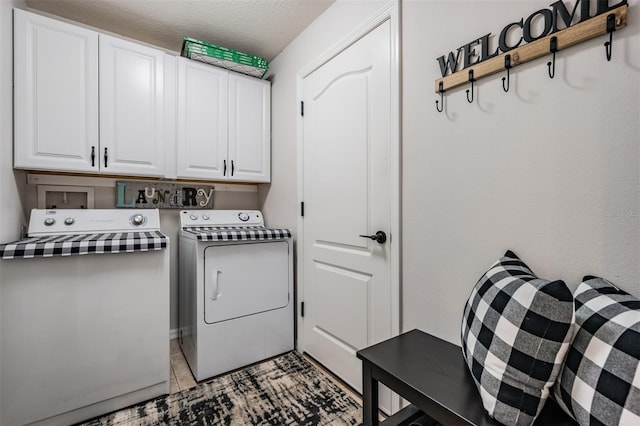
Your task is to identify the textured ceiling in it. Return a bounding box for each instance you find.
[25,0,335,61]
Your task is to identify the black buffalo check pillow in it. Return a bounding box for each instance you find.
[553,276,640,425]
[461,250,574,426]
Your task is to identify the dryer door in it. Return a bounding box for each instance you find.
[203,241,289,324]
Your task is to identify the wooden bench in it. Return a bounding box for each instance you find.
[356,329,576,426]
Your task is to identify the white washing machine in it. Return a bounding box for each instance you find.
[179,210,293,381]
[0,209,170,426]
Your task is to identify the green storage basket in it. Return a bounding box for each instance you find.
[181,37,269,79]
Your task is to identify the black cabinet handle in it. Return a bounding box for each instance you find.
[231,160,235,176]
[91,146,95,167]
[359,231,387,244]
[223,159,227,176]
[104,147,108,168]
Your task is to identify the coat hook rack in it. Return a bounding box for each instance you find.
[502,54,511,92]
[436,81,445,112]
[466,70,475,103]
[605,13,616,61]
[547,37,558,79]
[434,4,627,100]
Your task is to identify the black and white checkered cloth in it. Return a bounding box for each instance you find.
[461,250,574,426]
[553,276,640,426]
[183,226,291,241]
[0,231,167,259]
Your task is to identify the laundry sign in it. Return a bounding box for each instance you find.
[116,181,214,209]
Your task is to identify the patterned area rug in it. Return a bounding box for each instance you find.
[78,351,362,425]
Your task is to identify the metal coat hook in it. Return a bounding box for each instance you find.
[605,14,616,61]
[436,81,445,112]
[502,54,512,92]
[547,37,558,78]
[466,70,475,103]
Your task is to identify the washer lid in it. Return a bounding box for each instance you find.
[0,231,168,260]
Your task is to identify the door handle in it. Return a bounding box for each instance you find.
[359,231,387,244]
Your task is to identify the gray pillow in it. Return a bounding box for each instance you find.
[553,276,640,425]
[461,250,574,425]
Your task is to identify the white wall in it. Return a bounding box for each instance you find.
[402,0,640,343]
[0,2,27,240]
[266,0,640,346]
[1,0,27,422]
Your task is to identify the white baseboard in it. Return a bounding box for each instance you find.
[169,328,179,340]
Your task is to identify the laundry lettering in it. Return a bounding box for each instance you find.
[115,181,215,209]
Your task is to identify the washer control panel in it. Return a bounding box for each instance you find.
[180,210,264,228]
[28,209,162,236]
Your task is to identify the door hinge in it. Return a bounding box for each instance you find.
[300,101,304,117]
[300,201,304,217]
[300,301,305,317]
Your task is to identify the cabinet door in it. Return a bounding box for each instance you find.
[99,35,165,176]
[176,58,228,180]
[228,73,271,183]
[14,9,98,172]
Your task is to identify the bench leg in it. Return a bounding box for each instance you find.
[362,362,379,426]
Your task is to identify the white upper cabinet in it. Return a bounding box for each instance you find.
[14,8,99,172]
[228,73,271,183]
[14,9,269,182]
[99,34,165,176]
[176,57,271,183]
[176,57,228,180]
[14,9,166,177]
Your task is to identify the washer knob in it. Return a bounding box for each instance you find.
[190,214,198,220]
[238,212,249,222]
[131,214,145,226]
[202,214,210,220]
[44,218,55,226]
[64,217,75,226]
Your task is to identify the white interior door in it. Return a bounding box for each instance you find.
[301,18,395,411]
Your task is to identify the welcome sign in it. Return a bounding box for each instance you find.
[436,0,628,77]
[116,181,214,209]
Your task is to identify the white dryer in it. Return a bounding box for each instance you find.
[178,210,293,381]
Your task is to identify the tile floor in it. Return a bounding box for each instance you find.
[169,339,196,393]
